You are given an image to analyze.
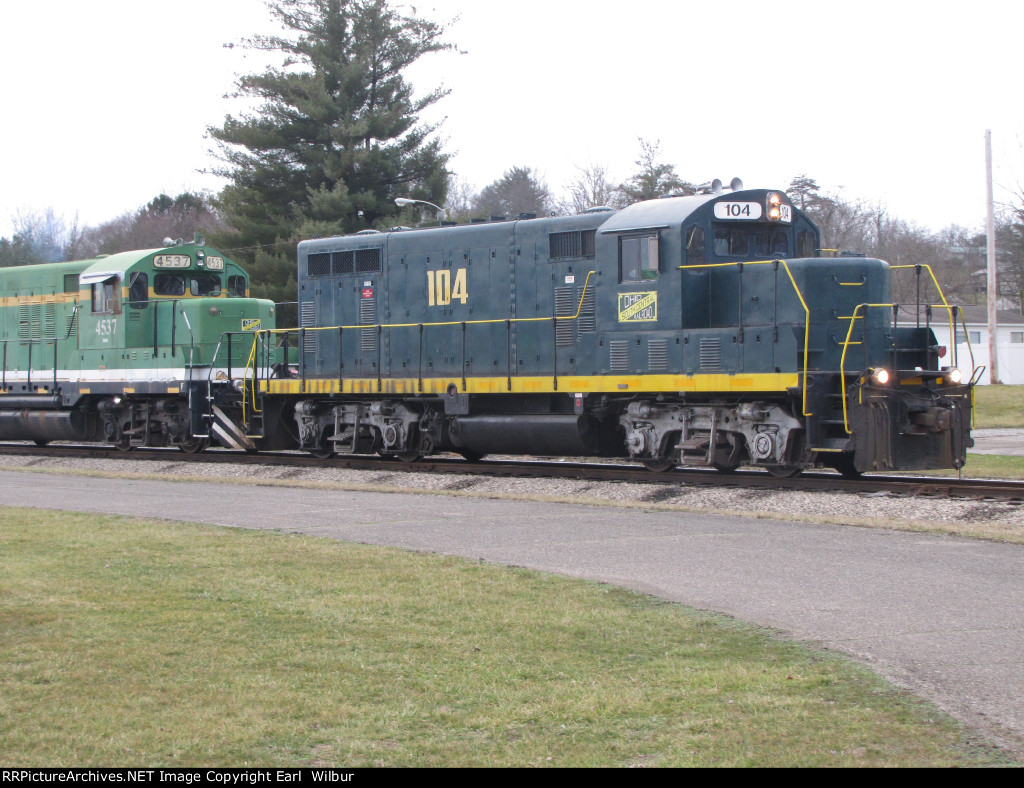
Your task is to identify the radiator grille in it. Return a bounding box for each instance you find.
[360,297,377,352]
[699,337,722,370]
[648,339,668,371]
[610,340,630,372]
[578,287,596,333]
[307,253,330,277]
[306,248,382,277]
[300,301,317,354]
[549,229,596,259]
[554,286,576,346]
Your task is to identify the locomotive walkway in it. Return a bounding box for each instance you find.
[3,468,1023,757]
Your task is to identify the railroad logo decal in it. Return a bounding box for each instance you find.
[242,319,261,332]
[618,292,657,322]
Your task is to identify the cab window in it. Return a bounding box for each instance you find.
[228,275,247,297]
[128,272,148,309]
[190,275,222,296]
[714,228,747,257]
[154,274,186,296]
[685,226,705,266]
[619,233,660,282]
[797,230,816,257]
[91,276,121,315]
[751,229,791,258]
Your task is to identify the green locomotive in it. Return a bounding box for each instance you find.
[0,237,281,451]
[274,183,976,475]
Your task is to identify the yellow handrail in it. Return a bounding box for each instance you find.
[838,301,978,433]
[241,331,262,426]
[889,264,956,350]
[679,259,813,416]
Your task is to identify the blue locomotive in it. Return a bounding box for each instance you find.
[266,182,976,476]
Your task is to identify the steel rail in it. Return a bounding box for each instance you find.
[1,443,1022,503]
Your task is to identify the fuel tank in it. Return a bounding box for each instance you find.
[0,409,99,442]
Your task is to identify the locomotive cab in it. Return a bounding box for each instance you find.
[0,240,282,451]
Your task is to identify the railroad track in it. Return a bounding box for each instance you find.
[3,442,1023,503]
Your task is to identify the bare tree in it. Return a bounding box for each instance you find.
[76,193,225,258]
[557,162,616,215]
[0,208,79,266]
[444,174,477,223]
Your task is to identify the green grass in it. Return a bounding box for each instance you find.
[974,384,1024,428]
[943,453,1024,479]
[0,508,1010,767]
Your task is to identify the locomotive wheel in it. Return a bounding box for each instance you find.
[458,450,486,462]
[33,440,50,447]
[309,430,336,459]
[712,463,739,474]
[178,438,209,454]
[396,452,422,464]
[765,465,802,478]
[642,460,678,473]
[114,435,133,452]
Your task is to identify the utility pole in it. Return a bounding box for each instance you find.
[986,129,1000,384]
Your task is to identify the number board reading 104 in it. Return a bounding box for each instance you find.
[714,202,763,220]
[714,202,792,223]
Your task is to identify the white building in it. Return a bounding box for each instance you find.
[916,305,1024,385]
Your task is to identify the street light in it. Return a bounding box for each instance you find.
[395,197,446,225]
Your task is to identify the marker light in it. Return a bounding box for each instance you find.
[872,368,890,385]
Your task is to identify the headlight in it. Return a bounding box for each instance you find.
[872,368,890,385]
[209,307,220,317]
[767,192,783,220]
[945,367,963,384]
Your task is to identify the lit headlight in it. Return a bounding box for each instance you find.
[872,368,890,385]
[767,192,783,220]
[946,368,963,384]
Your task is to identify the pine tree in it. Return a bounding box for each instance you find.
[614,139,693,206]
[472,167,553,219]
[208,0,453,305]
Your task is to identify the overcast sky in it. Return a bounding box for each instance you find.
[1,0,1022,242]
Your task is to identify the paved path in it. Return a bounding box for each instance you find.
[971,428,1024,455]
[2,469,1023,755]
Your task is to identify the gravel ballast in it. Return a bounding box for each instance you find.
[3,451,1024,542]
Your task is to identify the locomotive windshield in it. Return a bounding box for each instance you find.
[155,273,186,296]
[152,273,223,296]
[707,225,818,260]
[713,226,789,257]
[190,274,221,296]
